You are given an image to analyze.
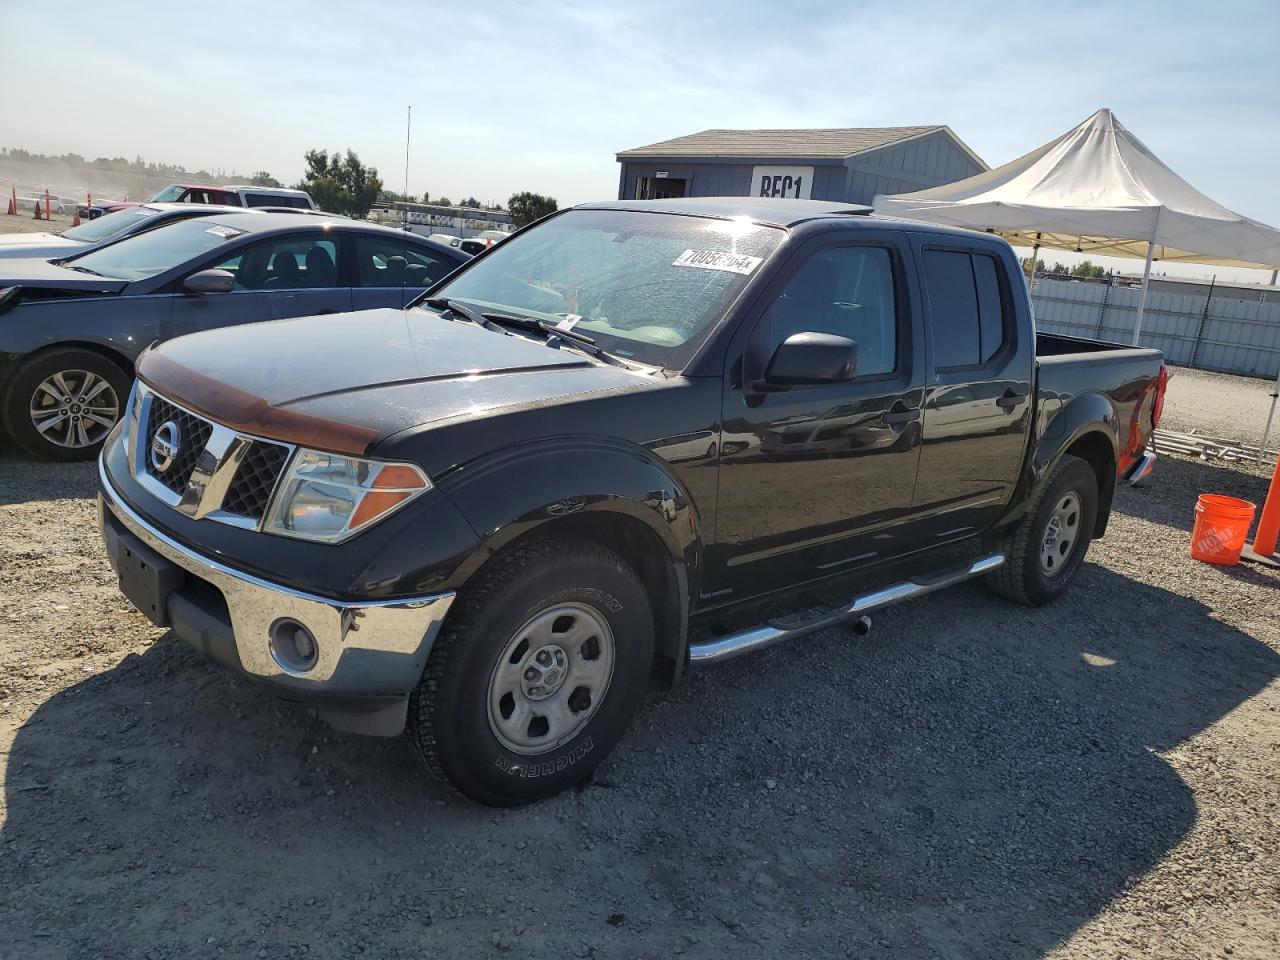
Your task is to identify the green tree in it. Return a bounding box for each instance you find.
[1070,260,1107,279]
[435,196,453,207]
[459,196,480,209]
[249,170,282,187]
[508,191,558,228]
[297,148,383,217]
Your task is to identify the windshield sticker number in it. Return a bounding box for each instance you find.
[556,313,582,331]
[205,225,245,239]
[672,249,762,275]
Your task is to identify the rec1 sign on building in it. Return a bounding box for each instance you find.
[616,126,986,205]
[753,166,814,200]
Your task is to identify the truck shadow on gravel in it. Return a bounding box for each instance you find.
[3,569,1278,958]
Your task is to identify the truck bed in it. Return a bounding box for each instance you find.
[1034,332,1165,479]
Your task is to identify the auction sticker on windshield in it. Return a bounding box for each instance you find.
[205,224,245,239]
[672,249,763,275]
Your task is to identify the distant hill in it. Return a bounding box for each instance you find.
[0,148,263,202]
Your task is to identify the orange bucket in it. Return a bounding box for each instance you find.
[1189,494,1257,565]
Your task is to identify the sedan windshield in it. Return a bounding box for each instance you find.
[67,219,246,280]
[61,205,161,244]
[428,209,784,368]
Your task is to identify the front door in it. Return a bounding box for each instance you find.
[909,242,1034,541]
[170,234,351,339]
[710,234,927,600]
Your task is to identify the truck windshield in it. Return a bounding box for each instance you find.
[65,219,245,281]
[427,209,784,368]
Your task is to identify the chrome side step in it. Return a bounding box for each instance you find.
[687,553,1005,666]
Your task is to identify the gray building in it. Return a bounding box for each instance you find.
[616,126,987,204]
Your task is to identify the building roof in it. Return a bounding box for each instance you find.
[617,125,975,162]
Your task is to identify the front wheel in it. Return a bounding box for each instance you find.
[4,349,131,461]
[987,454,1099,606]
[407,538,654,806]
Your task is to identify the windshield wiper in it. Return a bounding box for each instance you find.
[64,264,104,277]
[476,312,650,370]
[422,297,508,334]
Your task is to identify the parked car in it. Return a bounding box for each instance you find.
[151,183,317,210]
[0,202,250,260]
[458,238,489,256]
[426,232,462,247]
[0,213,467,459]
[97,197,1166,805]
[16,194,68,215]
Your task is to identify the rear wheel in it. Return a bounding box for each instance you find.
[407,538,654,806]
[4,349,130,461]
[987,454,1099,605]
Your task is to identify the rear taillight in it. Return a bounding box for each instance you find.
[1152,364,1169,429]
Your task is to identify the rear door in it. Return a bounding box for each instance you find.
[350,234,462,309]
[909,239,1034,541]
[710,229,928,597]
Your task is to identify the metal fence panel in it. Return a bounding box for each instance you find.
[1031,279,1280,379]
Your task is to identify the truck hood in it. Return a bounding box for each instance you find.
[137,307,658,456]
[0,257,129,293]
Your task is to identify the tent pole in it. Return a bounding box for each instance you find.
[1131,209,1162,346]
[1262,364,1280,461]
[1028,233,1041,292]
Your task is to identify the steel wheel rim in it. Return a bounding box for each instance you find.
[487,603,616,756]
[1040,490,1082,576]
[29,370,119,448]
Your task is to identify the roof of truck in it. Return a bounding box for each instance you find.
[575,197,1000,241]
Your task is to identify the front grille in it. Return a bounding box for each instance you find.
[222,440,291,521]
[132,385,295,530]
[145,396,213,495]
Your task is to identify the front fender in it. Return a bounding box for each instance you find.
[436,436,704,587]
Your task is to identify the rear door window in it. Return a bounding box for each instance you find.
[922,248,1009,369]
[354,236,456,289]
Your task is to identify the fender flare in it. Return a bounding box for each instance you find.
[999,392,1119,531]
[437,437,703,679]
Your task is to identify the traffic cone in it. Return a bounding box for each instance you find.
[32,197,42,220]
[6,188,15,216]
[1243,454,1280,567]
[72,207,81,226]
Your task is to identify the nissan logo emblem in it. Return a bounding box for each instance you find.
[150,420,181,473]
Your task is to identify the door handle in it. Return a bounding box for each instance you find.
[881,406,921,426]
[996,389,1027,413]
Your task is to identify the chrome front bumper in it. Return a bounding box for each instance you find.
[98,456,454,695]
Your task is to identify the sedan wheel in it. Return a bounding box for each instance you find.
[4,348,132,461]
[29,370,121,450]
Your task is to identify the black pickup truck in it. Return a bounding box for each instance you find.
[97,198,1167,805]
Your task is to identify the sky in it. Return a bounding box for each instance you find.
[3,0,1277,279]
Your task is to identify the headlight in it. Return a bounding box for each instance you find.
[263,449,431,543]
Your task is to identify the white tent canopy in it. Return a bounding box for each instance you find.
[874,108,1280,271]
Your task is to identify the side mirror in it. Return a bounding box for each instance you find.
[183,269,235,295]
[764,332,858,385]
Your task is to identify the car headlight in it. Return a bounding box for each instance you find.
[263,449,431,543]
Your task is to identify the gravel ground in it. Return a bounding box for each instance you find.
[1161,365,1277,449]
[2,372,1279,959]
[0,210,79,234]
